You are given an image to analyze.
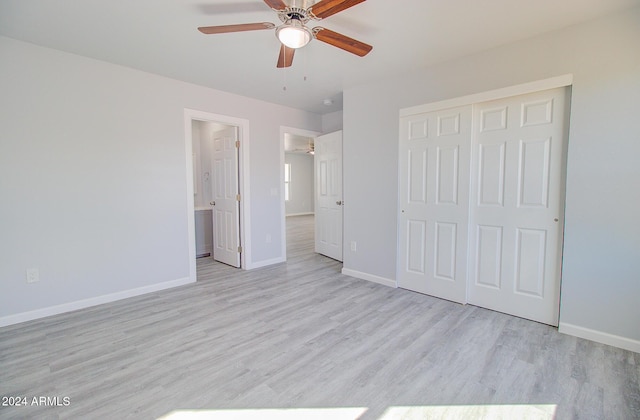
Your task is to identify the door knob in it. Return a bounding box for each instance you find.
[210,201,216,206]
[336,200,343,205]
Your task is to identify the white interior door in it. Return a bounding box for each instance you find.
[397,106,472,303]
[315,130,343,261]
[211,126,241,268]
[467,87,568,325]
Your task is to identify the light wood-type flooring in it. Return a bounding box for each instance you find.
[1,215,639,419]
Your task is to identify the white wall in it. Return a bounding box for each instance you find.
[322,110,343,133]
[285,153,314,216]
[194,210,212,257]
[0,36,321,324]
[342,7,640,349]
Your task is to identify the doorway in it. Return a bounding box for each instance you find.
[280,126,320,261]
[185,109,250,280]
[193,122,241,267]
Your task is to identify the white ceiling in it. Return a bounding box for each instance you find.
[1,0,637,114]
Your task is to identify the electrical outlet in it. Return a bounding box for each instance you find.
[266,234,272,243]
[26,268,39,283]
[351,241,357,252]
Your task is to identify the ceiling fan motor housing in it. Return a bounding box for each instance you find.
[288,0,316,12]
[277,7,312,24]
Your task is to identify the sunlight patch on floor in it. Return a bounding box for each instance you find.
[379,404,557,419]
[158,407,368,420]
[159,404,557,419]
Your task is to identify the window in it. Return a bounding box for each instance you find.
[284,163,291,201]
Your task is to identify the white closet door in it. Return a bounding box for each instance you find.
[397,106,472,303]
[468,87,568,325]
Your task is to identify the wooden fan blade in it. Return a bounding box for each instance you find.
[309,0,366,19]
[277,44,295,68]
[198,22,275,34]
[263,0,288,11]
[313,27,372,57]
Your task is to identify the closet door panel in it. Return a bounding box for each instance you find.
[468,87,568,326]
[398,107,472,303]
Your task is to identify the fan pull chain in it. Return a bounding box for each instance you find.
[282,61,287,91]
[301,48,307,82]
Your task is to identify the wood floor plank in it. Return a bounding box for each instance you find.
[0,215,638,419]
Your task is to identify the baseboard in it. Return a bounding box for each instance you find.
[286,212,314,217]
[245,256,285,270]
[341,268,397,288]
[559,322,640,353]
[0,276,194,328]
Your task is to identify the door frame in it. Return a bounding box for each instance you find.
[185,109,251,279]
[399,75,573,117]
[280,126,321,261]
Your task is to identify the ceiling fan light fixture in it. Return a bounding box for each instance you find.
[276,19,312,49]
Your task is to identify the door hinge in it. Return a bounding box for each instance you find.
[235,140,240,149]
[236,194,241,202]
[237,246,242,253]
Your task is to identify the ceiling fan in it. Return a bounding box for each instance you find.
[198,0,372,68]
[287,136,315,154]
[285,137,315,155]
[293,139,315,154]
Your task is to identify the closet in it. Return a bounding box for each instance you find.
[397,80,570,326]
